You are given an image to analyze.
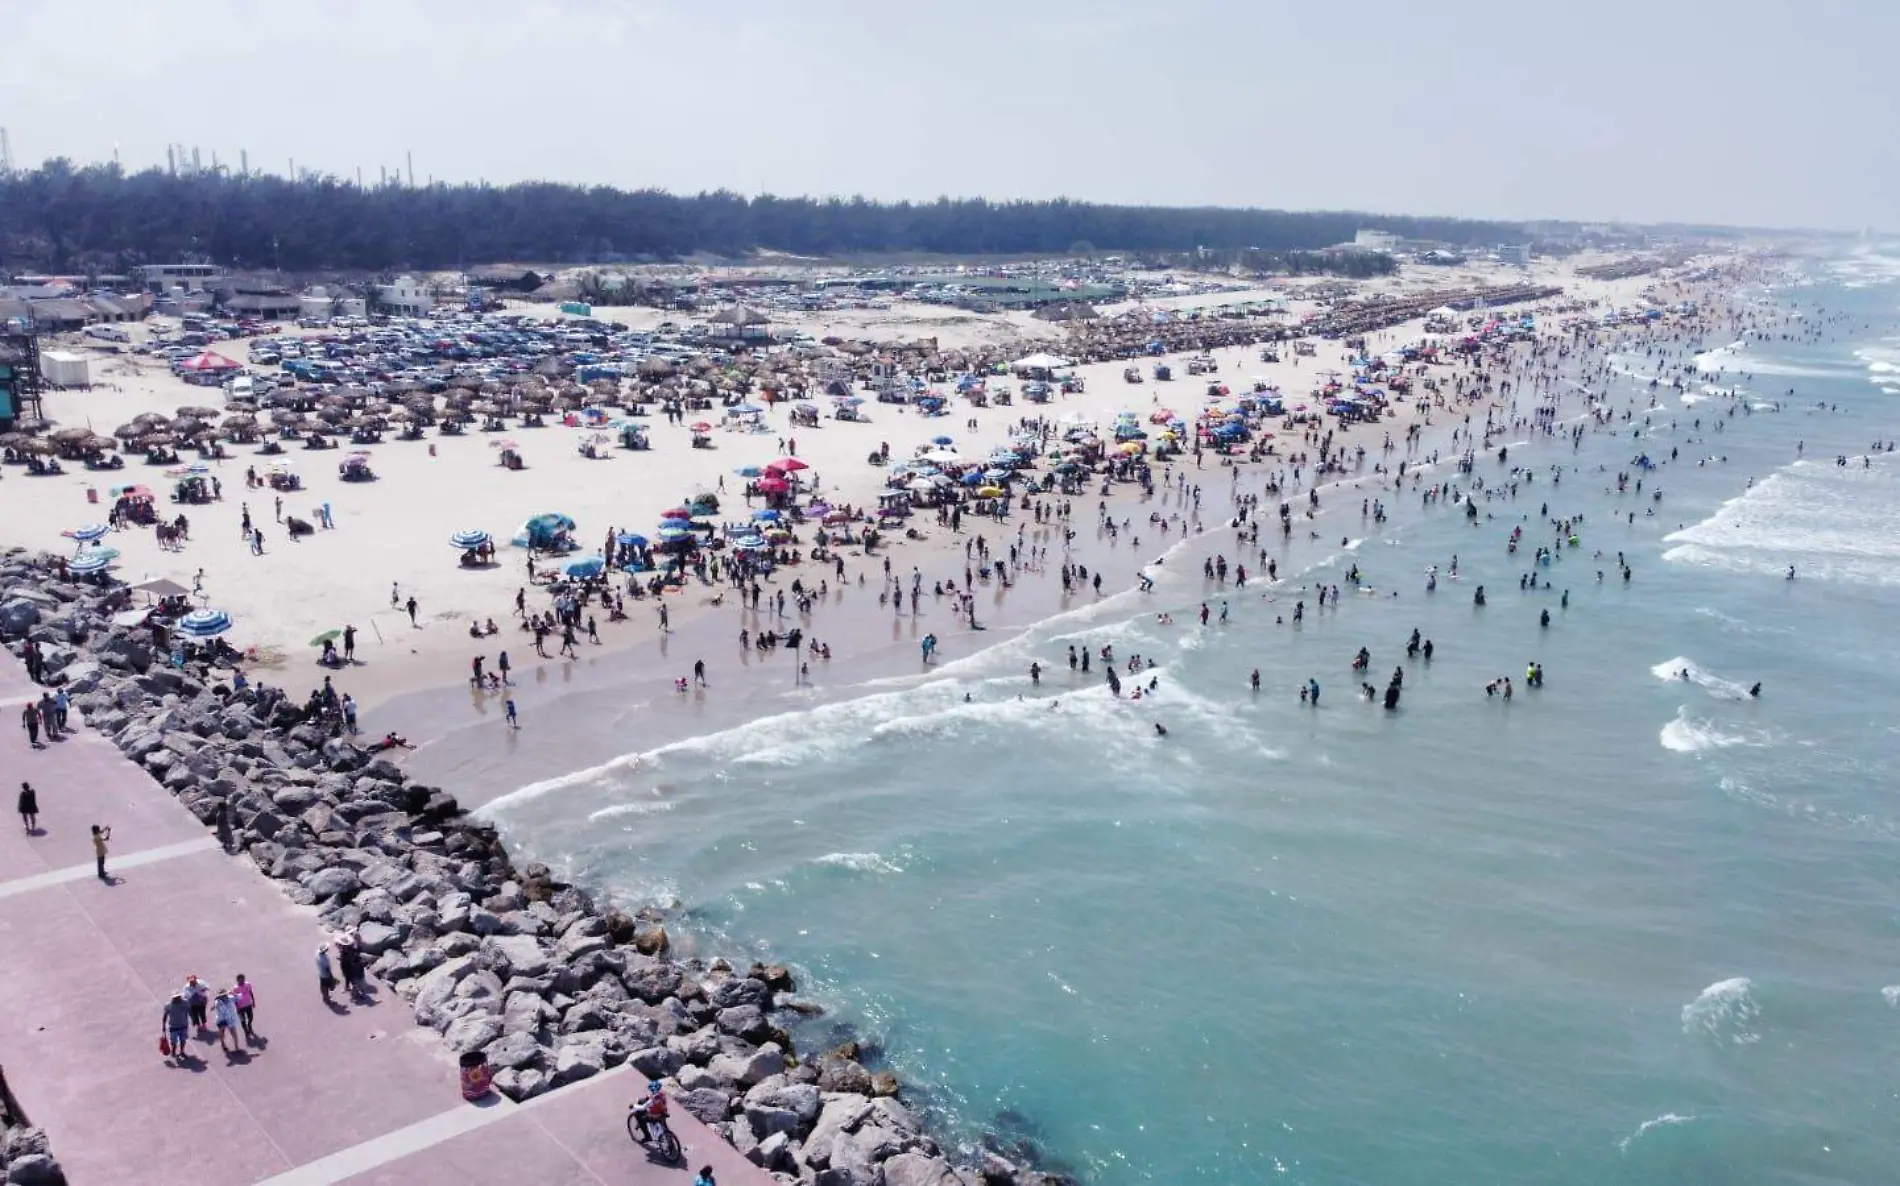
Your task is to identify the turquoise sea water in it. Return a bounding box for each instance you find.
[474,261,1900,1184]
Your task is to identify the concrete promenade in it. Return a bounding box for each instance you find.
[0,657,768,1185]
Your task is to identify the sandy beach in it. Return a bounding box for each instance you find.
[4,255,1664,718]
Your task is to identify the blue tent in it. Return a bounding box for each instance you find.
[750,508,780,522]
[565,557,605,578]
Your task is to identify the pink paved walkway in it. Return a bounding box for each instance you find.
[0,657,768,1185]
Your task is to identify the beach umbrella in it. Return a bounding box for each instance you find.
[733,465,763,478]
[616,532,649,548]
[770,457,808,472]
[690,422,713,433]
[660,506,691,520]
[565,557,605,578]
[65,523,110,542]
[68,552,114,575]
[109,483,153,499]
[756,476,789,493]
[450,529,492,550]
[309,629,342,648]
[984,468,1012,481]
[931,435,955,446]
[176,608,233,638]
[960,470,984,485]
[656,525,690,542]
[921,449,960,464]
[734,403,765,415]
[750,508,781,522]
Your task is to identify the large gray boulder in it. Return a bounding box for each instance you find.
[882,1152,963,1186]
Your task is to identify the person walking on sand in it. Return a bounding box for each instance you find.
[658,602,669,633]
[505,698,519,729]
[693,659,706,686]
[316,944,338,1005]
[161,993,191,1064]
[90,824,110,880]
[405,596,419,627]
[232,974,256,1041]
[21,702,40,749]
[17,782,37,833]
[497,651,511,686]
[390,581,400,609]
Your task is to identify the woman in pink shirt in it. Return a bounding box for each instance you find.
[230,974,256,1043]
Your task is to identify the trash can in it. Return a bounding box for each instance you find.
[458,1049,492,1101]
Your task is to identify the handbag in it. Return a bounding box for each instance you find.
[158,1036,171,1056]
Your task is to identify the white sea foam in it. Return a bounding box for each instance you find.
[586,800,676,824]
[814,852,905,875]
[1618,1112,1698,1154]
[1650,656,1753,699]
[1883,986,1900,1008]
[1662,457,1900,587]
[1659,708,1759,755]
[1681,976,1761,1045]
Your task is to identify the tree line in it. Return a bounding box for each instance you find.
[0,160,1522,274]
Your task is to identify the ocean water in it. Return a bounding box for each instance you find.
[472,264,1900,1184]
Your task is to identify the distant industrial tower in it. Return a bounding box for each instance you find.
[407,151,414,187]
[0,127,12,176]
[240,149,248,177]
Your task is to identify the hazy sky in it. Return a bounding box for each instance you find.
[3,0,1892,230]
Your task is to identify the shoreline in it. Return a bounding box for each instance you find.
[0,256,1755,1183]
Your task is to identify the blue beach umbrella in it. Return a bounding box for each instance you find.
[68,552,114,574]
[931,435,955,446]
[960,470,984,485]
[449,529,492,550]
[616,532,649,548]
[750,508,780,522]
[733,403,765,415]
[68,523,110,542]
[656,525,690,542]
[565,557,605,578]
[176,608,233,638]
[734,465,763,478]
[733,535,767,550]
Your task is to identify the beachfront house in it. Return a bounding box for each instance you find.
[376,276,434,316]
[135,263,227,294]
[464,265,545,292]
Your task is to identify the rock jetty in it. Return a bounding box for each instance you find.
[1,549,1074,1186]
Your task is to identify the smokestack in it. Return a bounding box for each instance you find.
[356,166,362,187]
[167,146,176,175]
[380,165,386,187]
[407,150,413,187]
[191,146,201,172]
[240,149,248,177]
[211,150,220,172]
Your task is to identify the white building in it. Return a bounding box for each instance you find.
[135,263,226,293]
[41,350,91,388]
[1497,244,1532,267]
[1353,230,1402,253]
[376,276,433,316]
[300,286,368,320]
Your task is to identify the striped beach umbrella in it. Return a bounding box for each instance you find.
[176,608,233,638]
[449,529,492,550]
[68,552,114,574]
[66,523,110,542]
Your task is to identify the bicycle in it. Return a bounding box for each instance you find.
[627,1107,683,1163]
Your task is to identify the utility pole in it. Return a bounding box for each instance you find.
[406,150,414,187]
[0,127,12,176]
[240,149,248,177]
[356,165,362,187]
[289,157,296,182]
[167,146,177,175]
[191,146,201,173]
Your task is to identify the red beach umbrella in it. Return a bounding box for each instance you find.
[772,457,809,471]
